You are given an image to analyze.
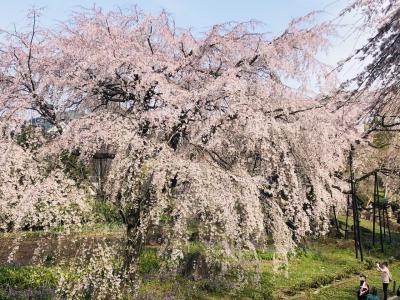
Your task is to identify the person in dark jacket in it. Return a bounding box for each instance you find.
[366,287,379,300]
[358,274,369,300]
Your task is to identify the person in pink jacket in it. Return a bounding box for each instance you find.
[376,262,392,300]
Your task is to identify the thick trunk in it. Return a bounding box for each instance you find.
[122,173,154,280]
[123,222,144,280]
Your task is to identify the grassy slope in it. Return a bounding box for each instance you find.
[0,217,399,299]
[138,216,399,299]
[301,265,400,300]
[202,214,400,299]
[298,215,400,300]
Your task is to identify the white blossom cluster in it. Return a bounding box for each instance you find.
[0,138,92,231]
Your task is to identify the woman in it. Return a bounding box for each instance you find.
[376,262,392,300]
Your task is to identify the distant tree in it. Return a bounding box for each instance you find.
[340,0,400,204]
[340,0,400,129]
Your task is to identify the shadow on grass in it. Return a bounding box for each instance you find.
[337,216,400,259]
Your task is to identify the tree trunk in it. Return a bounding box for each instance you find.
[122,173,154,280]
[123,221,145,280]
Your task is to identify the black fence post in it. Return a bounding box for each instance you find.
[345,195,350,239]
[386,207,392,244]
[349,144,362,261]
[377,182,384,253]
[373,172,377,246]
[333,205,340,237]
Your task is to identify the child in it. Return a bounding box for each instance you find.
[366,287,379,300]
[358,274,369,300]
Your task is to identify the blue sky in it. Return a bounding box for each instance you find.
[0,0,365,81]
[0,1,345,31]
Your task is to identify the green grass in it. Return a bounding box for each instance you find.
[0,265,57,299]
[139,277,216,299]
[241,215,400,299]
[131,215,400,299]
[91,201,124,225]
[143,239,377,299]
[278,215,400,300]
[138,248,161,274]
[0,265,57,290]
[237,241,367,299]
[303,263,400,300]
[337,214,400,259]
[0,217,398,299]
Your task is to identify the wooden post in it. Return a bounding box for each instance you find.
[383,207,387,239]
[345,195,350,239]
[386,207,392,244]
[377,182,384,253]
[349,145,362,261]
[352,194,358,259]
[373,172,377,246]
[351,173,358,257]
[333,205,340,237]
[93,152,115,202]
[355,194,363,262]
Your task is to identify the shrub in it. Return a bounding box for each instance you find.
[0,266,57,290]
[92,201,123,224]
[60,150,89,184]
[239,271,274,299]
[138,248,161,274]
[390,201,400,212]
[256,251,274,261]
[364,259,375,270]
[57,243,127,300]
[0,266,57,299]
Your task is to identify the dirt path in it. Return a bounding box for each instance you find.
[285,275,357,300]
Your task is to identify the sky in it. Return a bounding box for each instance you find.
[0,0,346,32]
[0,0,367,81]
